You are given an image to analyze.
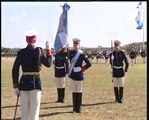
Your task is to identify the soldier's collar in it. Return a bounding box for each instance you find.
[27,44,35,48]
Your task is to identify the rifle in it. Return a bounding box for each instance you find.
[111,40,114,82]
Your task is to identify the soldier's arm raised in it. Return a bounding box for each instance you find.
[39,47,52,68]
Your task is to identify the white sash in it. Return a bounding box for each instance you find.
[68,49,83,76]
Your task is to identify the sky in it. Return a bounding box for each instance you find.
[1,1,147,49]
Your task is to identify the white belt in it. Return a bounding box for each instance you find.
[74,67,81,72]
[56,66,65,69]
[113,66,123,69]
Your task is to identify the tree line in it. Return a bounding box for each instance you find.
[1,41,147,57]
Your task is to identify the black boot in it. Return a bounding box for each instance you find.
[56,88,61,103]
[72,93,77,112]
[75,93,82,113]
[57,88,65,103]
[114,87,119,103]
[118,87,123,103]
[60,88,65,103]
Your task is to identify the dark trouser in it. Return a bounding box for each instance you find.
[72,92,82,113]
[56,88,65,103]
[114,87,123,103]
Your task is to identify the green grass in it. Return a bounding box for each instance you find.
[1,57,147,120]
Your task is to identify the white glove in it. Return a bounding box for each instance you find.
[124,72,127,76]
[65,73,68,77]
[111,55,114,60]
[14,88,20,97]
[45,41,49,50]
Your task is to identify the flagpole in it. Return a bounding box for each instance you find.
[142,4,145,50]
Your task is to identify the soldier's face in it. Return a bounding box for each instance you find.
[73,43,80,50]
[26,36,36,44]
[114,44,121,50]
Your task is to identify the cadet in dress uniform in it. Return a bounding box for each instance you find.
[54,47,69,103]
[68,38,92,113]
[109,40,129,103]
[12,31,52,120]
[129,49,137,66]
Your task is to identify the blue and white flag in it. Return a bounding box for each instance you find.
[54,3,70,51]
[135,1,143,30]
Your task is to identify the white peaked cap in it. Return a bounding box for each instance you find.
[72,38,81,43]
[25,30,37,37]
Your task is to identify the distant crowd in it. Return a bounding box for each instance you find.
[1,49,147,64]
[85,49,147,64]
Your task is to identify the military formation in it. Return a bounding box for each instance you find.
[13,30,148,119]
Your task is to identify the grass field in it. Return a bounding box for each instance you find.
[1,57,147,120]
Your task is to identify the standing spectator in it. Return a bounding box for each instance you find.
[96,52,103,64]
[140,49,147,64]
[105,52,110,64]
[129,49,137,66]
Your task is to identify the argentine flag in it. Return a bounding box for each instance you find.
[54,3,70,51]
[135,1,143,30]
